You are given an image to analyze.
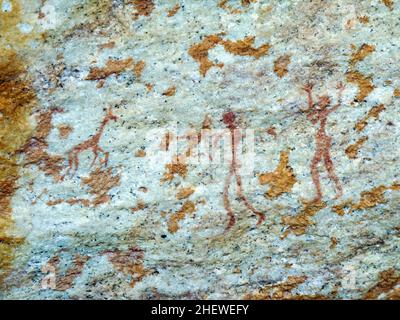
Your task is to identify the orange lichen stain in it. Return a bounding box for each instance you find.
[85,57,134,81]
[355,104,385,132]
[98,41,115,50]
[273,55,291,78]
[58,124,73,139]
[345,136,368,159]
[218,0,242,14]
[188,35,270,76]
[22,109,65,181]
[349,44,375,67]
[176,186,195,200]
[333,184,400,215]
[281,199,326,238]
[218,0,257,13]
[167,201,196,233]
[162,86,176,97]
[161,158,188,183]
[244,276,307,300]
[188,35,224,77]
[358,16,370,24]
[145,83,154,91]
[104,247,149,288]
[44,255,90,291]
[346,70,374,102]
[134,60,145,80]
[132,0,155,20]
[135,149,146,157]
[330,237,338,249]
[81,167,121,206]
[364,268,400,299]
[0,49,36,285]
[222,36,271,59]
[393,88,400,97]
[381,0,394,10]
[131,200,147,212]
[167,4,180,17]
[259,150,297,199]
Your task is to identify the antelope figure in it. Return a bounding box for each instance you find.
[64,107,118,177]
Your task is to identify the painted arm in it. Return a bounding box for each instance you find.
[303,83,319,123]
[328,82,345,114]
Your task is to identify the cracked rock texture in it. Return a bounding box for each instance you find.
[0,0,399,299]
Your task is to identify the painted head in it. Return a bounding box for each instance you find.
[222,111,236,129]
[106,107,118,121]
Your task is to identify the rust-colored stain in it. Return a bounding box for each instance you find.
[161,158,188,182]
[244,276,307,300]
[273,55,291,78]
[345,136,368,159]
[132,0,155,20]
[364,268,400,299]
[44,254,90,291]
[349,44,375,67]
[281,199,327,238]
[259,150,296,199]
[104,247,149,288]
[346,70,374,102]
[0,20,37,286]
[176,186,195,200]
[58,124,73,139]
[355,104,385,132]
[303,82,344,201]
[85,57,134,81]
[188,35,270,76]
[381,0,394,11]
[22,109,65,181]
[167,4,180,17]
[65,107,118,176]
[168,201,196,233]
[162,86,176,97]
[333,184,400,215]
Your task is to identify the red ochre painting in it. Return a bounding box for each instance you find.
[0,0,399,300]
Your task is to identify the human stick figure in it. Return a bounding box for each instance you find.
[222,111,265,230]
[303,82,345,201]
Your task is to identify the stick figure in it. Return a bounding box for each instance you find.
[222,111,265,230]
[65,107,118,177]
[303,82,345,201]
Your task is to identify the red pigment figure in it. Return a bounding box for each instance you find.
[303,82,345,201]
[65,107,118,176]
[222,111,265,230]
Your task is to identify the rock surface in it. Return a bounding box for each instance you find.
[0,0,399,299]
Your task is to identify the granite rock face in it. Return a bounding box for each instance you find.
[0,0,399,299]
